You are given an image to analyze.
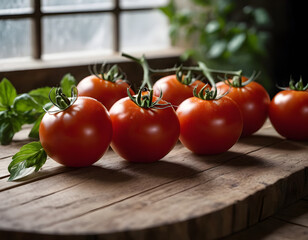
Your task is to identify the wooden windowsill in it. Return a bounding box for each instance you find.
[0,47,185,93]
[0,47,184,72]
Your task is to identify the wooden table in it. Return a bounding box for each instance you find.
[225,195,308,240]
[0,121,307,240]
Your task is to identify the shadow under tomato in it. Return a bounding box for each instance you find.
[238,134,306,151]
[238,134,284,147]
[191,150,268,169]
[62,165,134,184]
[122,160,200,180]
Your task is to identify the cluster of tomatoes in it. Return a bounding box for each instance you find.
[38,56,308,168]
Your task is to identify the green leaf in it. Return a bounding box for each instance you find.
[0,78,17,109]
[180,49,197,62]
[227,33,246,53]
[60,74,76,97]
[216,0,235,15]
[8,141,47,181]
[207,40,227,58]
[12,93,43,124]
[192,0,211,6]
[28,87,51,106]
[253,8,271,27]
[13,93,42,113]
[28,113,44,139]
[205,20,221,33]
[0,111,23,145]
[159,0,176,21]
[176,10,192,25]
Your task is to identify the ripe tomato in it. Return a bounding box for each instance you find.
[109,93,180,162]
[216,77,270,137]
[269,90,308,140]
[39,96,112,167]
[153,74,206,109]
[176,96,243,155]
[77,75,134,110]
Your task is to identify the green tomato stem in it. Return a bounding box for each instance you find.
[46,86,78,114]
[149,66,242,77]
[197,61,217,100]
[122,53,152,89]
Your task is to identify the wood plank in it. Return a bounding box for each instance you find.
[225,195,308,240]
[1,121,307,239]
[0,138,306,239]
[0,121,283,181]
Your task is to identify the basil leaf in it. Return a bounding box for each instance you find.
[227,33,246,53]
[60,74,76,97]
[28,87,51,106]
[0,78,17,109]
[0,111,23,145]
[8,141,47,181]
[28,113,44,139]
[13,93,43,124]
[13,93,42,112]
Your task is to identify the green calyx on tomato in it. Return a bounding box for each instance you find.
[176,68,196,86]
[127,87,171,109]
[193,61,229,100]
[89,63,126,83]
[122,53,172,109]
[45,86,78,114]
[221,70,260,88]
[289,77,308,91]
[276,76,308,91]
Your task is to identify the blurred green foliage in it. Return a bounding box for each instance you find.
[160,0,273,90]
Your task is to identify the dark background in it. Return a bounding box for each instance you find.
[270,0,308,88]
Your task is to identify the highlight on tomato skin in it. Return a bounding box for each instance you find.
[216,75,270,137]
[153,74,207,109]
[39,96,113,167]
[176,95,243,155]
[77,64,134,110]
[109,93,180,163]
[77,75,134,110]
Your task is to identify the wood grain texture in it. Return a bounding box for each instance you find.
[0,122,307,240]
[225,197,308,240]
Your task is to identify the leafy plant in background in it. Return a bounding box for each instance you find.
[0,74,76,145]
[160,0,273,90]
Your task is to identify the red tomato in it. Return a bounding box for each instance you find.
[176,96,243,154]
[216,77,270,137]
[269,90,308,140]
[153,74,206,109]
[109,95,180,162]
[39,97,112,167]
[77,75,134,110]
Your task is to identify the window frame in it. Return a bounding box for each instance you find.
[0,0,183,92]
[0,0,163,59]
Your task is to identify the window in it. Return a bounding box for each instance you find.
[0,0,182,93]
[0,0,171,60]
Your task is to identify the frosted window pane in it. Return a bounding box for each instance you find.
[0,0,30,9]
[43,14,113,56]
[42,0,113,12]
[0,0,31,14]
[120,0,168,8]
[0,19,31,59]
[120,10,170,52]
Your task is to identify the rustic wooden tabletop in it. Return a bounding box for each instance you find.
[0,121,307,240]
